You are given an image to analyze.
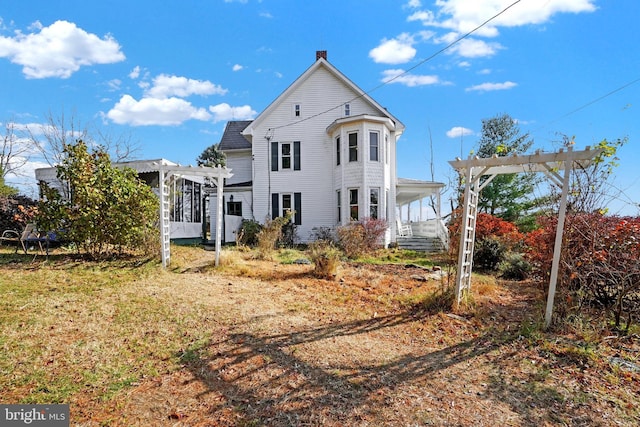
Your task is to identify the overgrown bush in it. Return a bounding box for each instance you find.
[473,237,506,271]
[310,226,336,243]
[307,240,342,280]
[0,195,37,232]
[526,212,640,331]
[36,140,159,258]
[255,215,290,260]
[499,252,532,280]
[236,219,262,247]
[449,211,524,271]
[280,220,298,248]
[336,217,387,259]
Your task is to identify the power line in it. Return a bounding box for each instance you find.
[269,0,524,133]
[552,76,640,124]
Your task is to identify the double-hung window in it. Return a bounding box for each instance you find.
[271,192,302,225]
[349,188,359,221]
[348,132,358,162]
[337,190,341,223]
[271,141,301,171]
[370,188,379,219]
[281,143,291,169]
[369,131,379,161]
[336,136,341,166]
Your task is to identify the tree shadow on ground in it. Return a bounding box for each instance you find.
[178,309,516,425]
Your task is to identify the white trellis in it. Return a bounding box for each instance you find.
[147,163,233,268]
[449,146,602,327]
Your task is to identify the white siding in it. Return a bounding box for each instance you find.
[246,61,402,244]
[209,189,252,242]
[224,150,252,185]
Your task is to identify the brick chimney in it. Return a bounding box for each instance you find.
[316,50,327,61]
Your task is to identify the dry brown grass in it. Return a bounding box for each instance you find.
[1,245,638,426]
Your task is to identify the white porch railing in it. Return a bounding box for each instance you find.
[399,219,449,250]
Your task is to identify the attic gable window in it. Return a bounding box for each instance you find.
[294,103,301,117]
[344,103,350,116]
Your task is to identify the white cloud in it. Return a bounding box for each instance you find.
[146,74,228,98]
[107,95,212,126]
[369,33,417,64]
[0,20,125,78]
[232,64,244,71]
[405,0,422,8]
[259,12,273,18]
[208,103,257,123]
[466,81,517,92]
[381,69,440,87]
[129,65,141,79]
[410,0,596,36]
[405,0,596,59]
[447,37,501,58]
[446,126,474,138]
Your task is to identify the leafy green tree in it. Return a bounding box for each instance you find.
[197,143,226,167]
[37,140,159,258]
[475,113,539,223]
[0,174,18,197]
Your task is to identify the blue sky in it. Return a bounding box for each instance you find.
[1,0,638,215]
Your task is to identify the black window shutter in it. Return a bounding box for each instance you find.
[271,193,279,219]
[293,141,301,170]
[294,192,302,225]
[271,142,278,171]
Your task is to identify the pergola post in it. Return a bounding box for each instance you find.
[545,154,573,327]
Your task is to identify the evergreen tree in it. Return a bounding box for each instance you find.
[197,143,226,167]
[475,113,539,223]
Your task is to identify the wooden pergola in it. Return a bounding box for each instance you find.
[118,161,233,268]
[449,146,602,327]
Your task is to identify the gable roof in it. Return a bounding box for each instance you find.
[219,120,252,150]
[242,57,405,140]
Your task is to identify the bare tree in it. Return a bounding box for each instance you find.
[27,110,139,167]
[1,120,32,179]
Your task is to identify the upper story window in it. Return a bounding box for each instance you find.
[281,143,291,169]
[385,134,389,165]
[271,141,301,171]
[294,104,301,117]
[336,136,341,166]
[344,103,351,116]
[348,132,358,162]
[369,131,379,161]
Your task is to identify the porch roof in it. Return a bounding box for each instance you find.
[396,178,444,205]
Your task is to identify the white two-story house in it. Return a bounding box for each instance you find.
[214,51,447,250]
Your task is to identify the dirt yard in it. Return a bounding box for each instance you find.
[2,246,638,426]
[105,249,639,426]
